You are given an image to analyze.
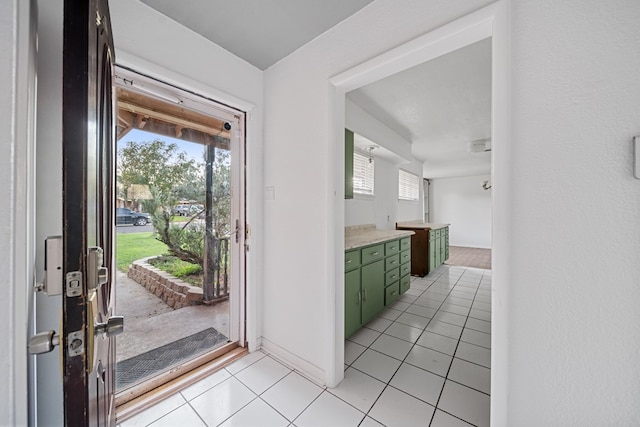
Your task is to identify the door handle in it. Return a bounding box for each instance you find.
[94,316,124,338]
[229,219,241,243]
[87,291,124,372]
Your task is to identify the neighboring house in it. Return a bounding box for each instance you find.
[2,0,639,425]
[117,183,152,210]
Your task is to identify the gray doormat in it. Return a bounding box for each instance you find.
[116,327,228,390]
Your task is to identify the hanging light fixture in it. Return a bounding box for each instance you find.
[366,146,377,163]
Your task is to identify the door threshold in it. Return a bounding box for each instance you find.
[116,344,247,423]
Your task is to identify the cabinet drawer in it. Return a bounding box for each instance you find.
[385,240,400,256]
[400,275,411,295]
[429,231,436,241]
[400,262,411,277]
[435,229,442,238]
[385,282,400,305]
[399,249,411,265]
[361,243,384,265]
[400,237,411,251]
[385,254,400,271]
[385,267,400,285]
[345,250,360,271]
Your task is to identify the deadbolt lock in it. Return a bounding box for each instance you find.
[28,330,60,355]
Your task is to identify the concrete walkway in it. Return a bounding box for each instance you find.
[115,270,230,362]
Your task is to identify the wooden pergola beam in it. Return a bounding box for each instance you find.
[119,101,231,139]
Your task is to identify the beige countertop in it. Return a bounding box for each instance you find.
[396,220,450,230]
[345,224,414,250]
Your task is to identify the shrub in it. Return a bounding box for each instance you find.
[148,255,203,286]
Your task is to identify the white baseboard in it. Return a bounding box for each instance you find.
[259,337,326,387]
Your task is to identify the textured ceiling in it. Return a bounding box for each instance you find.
[347,38,492,179]
[138,1,491,178]
[138,0,374,70]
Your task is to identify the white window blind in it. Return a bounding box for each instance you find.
[353,150,375,196]
[398,169,420,201]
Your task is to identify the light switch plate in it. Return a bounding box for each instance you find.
[265,186,275,200]
[635,136,640,179]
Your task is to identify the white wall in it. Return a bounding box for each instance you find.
[430,174,492,248]
[508,0,640,424]
[345,157,423,230]
[263,0,640,424]
[344,100,423,230]
[0,1,36,425]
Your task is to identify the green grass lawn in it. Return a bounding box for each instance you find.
[116,232,169,272]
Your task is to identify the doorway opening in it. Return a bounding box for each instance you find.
[113,67,246,406]
[330,1,509,423]
[341,37,494,424]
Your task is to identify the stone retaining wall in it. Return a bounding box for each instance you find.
[127,256,203,309]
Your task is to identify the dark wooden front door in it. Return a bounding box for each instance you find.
[62,0,119,425]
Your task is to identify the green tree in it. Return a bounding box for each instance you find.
[173,148,231,237]
[118,140,202,263]
[118,139,197,201]
[209,148,231,236]
[117,140,233,303]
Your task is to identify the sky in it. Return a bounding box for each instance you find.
[118,128,206,162]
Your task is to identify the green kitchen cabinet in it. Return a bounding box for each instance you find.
[345,236,410,337]
[444,227,449,260]
[345,249,360,272]
[400,274,411,294]
[385,283,400,305]
[361,260,385,324]
[429,231,436,272]
[345,128,354,199]
[344,268,362,338]
[435,229,442,267]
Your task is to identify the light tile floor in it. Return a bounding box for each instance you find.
[446,247,491,270]
[119,265,491,427]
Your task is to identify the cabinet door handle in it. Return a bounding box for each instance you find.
[391,261,397,265]
[391,275,397,279]
[357,291,361,305]
[391,291,398,296]
[362,288,367,302]
[346,259,352,264]
[371,251,379,256]
[390,246,396,249]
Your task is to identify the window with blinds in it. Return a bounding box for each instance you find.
[353,150,375,196]
[398,169,420,201]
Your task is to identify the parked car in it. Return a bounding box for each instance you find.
[116,207,151,226]
[172,204,190,216]
[172,203,204,216]
[188,204,204,215]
